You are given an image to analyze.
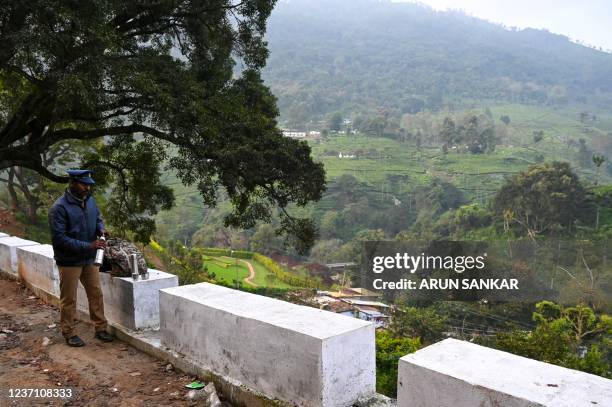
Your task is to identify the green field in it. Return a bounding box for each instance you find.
[309,103,612,199]
[202,255,295,289]
[155,102,612,247]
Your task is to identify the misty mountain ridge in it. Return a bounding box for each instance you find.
[262,0,612,127]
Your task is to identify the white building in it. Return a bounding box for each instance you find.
[282,130,307,138]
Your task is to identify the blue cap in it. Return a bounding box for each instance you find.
[67,169,95,185]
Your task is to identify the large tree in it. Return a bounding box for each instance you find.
[493,162,585,237]
[0,1,325,251]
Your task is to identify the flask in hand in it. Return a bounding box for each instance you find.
[94,236,106,266]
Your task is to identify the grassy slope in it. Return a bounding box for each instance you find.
[310,103,612,197]
[202,255,295,289]
[153,102,612,250]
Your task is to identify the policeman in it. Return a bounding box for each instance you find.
[48,169,114,346]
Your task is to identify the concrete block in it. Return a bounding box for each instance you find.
[160,283,376,407]
[397,338,612,407]
[78,268,178,330]
[0,236,40,275]
[17,244,60,297]
[0,232,9,237]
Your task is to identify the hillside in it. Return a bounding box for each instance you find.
[151,0,612,259]
[262,0,612,128]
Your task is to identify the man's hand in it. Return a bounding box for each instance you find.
[89,239,106,251]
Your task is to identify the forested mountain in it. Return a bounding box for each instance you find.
[263,0,612,127]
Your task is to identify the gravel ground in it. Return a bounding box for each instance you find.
[0,275,221,406]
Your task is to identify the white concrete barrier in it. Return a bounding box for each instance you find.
[0,232,8,237]
[0,236,39,275]
[160,283,376,407]
[78,268,178,330]
[397,338,612,407]
[17,244,60,297]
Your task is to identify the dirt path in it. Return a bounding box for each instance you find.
[0,275,211,406]
[219,257,258,287]
[240,260,258,287]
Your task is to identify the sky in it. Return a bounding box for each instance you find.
[398,0,612,51]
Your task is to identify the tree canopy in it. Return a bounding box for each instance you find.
[0,0,325,250]
[493,162,586,237]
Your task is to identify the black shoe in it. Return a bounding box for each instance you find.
[66,335,85,347]
[95,331,114,342]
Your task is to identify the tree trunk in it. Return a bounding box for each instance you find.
[6,167,21,212]
[14,167,40,225]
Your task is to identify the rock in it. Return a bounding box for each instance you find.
[185,389,207,401]
[0,333,6,340]
[1,329,14,334]
[47,324,56,329]
[203,382,216,395]
[42,337,51,346]
[104,238,148,277]
[165,363,173,372]
[354,393,397,407]
[204,383,222,407]
[129,372,141,377]
[153,387,160,392]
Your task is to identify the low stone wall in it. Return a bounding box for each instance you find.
[160,283,376,407]
[397,338,612,407]
[4,231,610,407]
[77,268,178,330]
[17,244,60,298]
[7,234,178,331]
[0,236,39,275]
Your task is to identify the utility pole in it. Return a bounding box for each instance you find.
[231,249,238,290]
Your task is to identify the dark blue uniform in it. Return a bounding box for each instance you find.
[48,190,105,266]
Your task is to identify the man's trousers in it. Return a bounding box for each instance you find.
[58,264,108,338]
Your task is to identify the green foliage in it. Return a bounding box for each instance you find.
[308,239,345,264]
[388,305,448,345]
[432,203,492,238]
[265,0,612,127]
[16,212,50,243]
[493,162,587,237]
[86,137,174,244]
[439,115,498,154]
[253,253,322,288]
[496,301,612,378]
[328,112,343,132]
[200,247,254,259]
[249,223,284,255]
[0,0,325,252]
[150,240,209,285]
[375,331,421,397]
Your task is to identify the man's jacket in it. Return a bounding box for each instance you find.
[48,190,105,266]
